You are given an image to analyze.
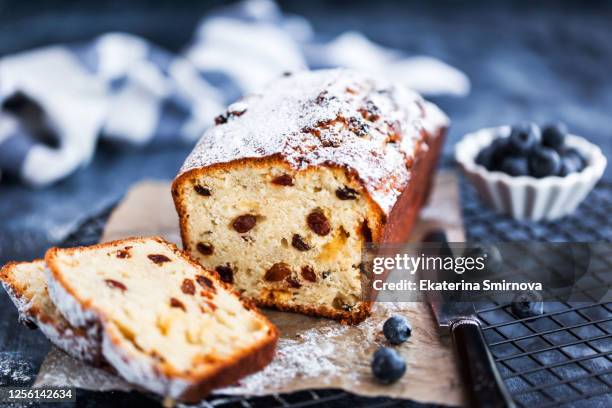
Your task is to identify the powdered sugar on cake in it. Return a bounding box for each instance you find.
[179,69,448,214]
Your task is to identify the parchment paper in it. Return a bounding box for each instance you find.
[35,171,466,406]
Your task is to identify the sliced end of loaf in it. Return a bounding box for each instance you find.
[45,236,277,401]
[173,159,382,324]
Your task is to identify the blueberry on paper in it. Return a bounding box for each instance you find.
[529,146,561,177]
[508,123,541,155]
[542,122,568,150]
[511,291,544,319]
[500,156,529,176]
[383,315,412,345]
[371,347,406,384]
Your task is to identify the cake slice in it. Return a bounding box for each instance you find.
[45,237,278,402]
[172,69,448,324]
[0,260,103,364]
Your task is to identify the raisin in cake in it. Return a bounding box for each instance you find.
[44,237,277,402]
[0,260,103,364]
[172,69,448,324]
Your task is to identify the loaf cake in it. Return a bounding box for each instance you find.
[0,260,103,364]
[44,236,278,402]
[172,69,448,324]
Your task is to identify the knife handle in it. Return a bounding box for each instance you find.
[451,318,515,408]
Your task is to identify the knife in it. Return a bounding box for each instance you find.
[423,230,515,408]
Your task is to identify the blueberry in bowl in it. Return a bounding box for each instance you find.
[473,122,585,179]
[508,122,541,155]
[500,156,529,176]
[474,143,496,170]
[529,145,562,178]
[559,147,587,176]
[456,123,606,220]
[542,122,567,150]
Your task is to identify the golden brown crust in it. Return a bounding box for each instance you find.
[381,127,447,244]
[45,236,278,401]
[176,328,277,402]
[1,260,39,283]
[0,261,16,278]
[255,294,372,325]
[0,261,19,289]
[1,259,52,325]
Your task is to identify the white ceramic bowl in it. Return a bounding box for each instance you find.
[455,126,607,221]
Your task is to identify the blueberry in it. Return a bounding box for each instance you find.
[475,145,495,170]
[529,146,561,178]
[508,123,541,155]
[476,138,508,171]
[383,315,412,345]
[562,147,587,169]
[371,347,406,384]
[559,153,582,176]
[500,156,529,176]
[490,137,512,170]
[542,122,568,150]
[511,291,543,319]
[557,147,586,176]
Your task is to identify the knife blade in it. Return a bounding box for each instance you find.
[423,230,515,408]
[429,298,476,328]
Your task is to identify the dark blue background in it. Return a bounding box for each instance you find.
[1,0,611,263]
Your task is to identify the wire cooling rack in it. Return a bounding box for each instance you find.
[462,180,612,408]
[57,180,612,407]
